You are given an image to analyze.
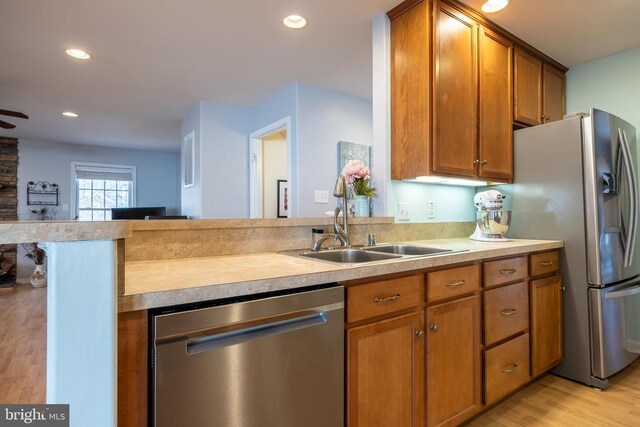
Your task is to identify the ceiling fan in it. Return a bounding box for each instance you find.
[0,109,29,129]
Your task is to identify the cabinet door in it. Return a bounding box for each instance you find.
[390,0,430,180]
[514,48,543,126]
[427,295,482,427]
[543,64,566,123]
[347,312,425,427]
[433,2,478,177]
[531,275,563,377]
[478,26,513,182]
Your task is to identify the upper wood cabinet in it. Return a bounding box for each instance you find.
[514,48,566,126]
[543,64,566,123]
[427,294,482,426]
[478,26,513,181]
[347,311,425,427]
[390,0,430,180]
[433,2,478,178]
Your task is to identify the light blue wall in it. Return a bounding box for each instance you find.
[389,182,475,222]
[567,46,640,141]
[200,102,251,218]
[17,138,180,277]
[180,103,203,218]
[297,83,373,217]
[250,84,299,217]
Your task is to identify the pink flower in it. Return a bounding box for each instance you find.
[342,160,371,184]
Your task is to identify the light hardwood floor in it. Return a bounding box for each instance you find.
[0,283,46,403]
[469,360,640,426]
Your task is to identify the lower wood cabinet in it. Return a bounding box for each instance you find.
[484,333,531,405]
[531,275,563,376]
[347,311,425,427]
[427,295,482,427]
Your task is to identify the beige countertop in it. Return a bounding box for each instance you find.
[120,238,563,312]
[0,220,132,244]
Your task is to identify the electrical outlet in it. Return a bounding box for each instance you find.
[315,190,329,203]
[427,200,436,219]
[398,202,410,220]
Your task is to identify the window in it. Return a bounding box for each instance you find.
[73,163,136,221]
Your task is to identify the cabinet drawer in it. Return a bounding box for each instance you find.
[426,264,481,303]
[530,251,560,277]
[484,282,529,345]
[347,275,423,323]
[484,333,530,405]
[484,256,527,287]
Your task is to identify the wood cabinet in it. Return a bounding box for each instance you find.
[427,295,482,426]
[514,48,566,126]
[389,0,567,182]
[484,333,530,405]
[478,26,513,181]
[433,2,478,178]
[347,311,425,427]
[530,275,563,377]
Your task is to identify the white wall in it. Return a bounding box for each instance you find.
[17,138,180,278]
[262,132,288,218]
[297,83,374,217]
[200,102,250,218]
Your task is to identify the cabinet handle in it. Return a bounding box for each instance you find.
[416,330,425,338]
[501,308,517,316]
[373,293,400,303]
[481,160,488,166]
[473,159,480,165]
[430,324,439,332]
[446,280,467,288]
[541,261,554,266]
[546,116,551,122]
[502,363,519,373]
[540,115,546,122]
[500,268,517,274]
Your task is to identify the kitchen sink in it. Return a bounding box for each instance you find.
[365,244,454,256]
[299,248,402,264]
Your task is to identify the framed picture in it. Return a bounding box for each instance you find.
[277,180,288,218]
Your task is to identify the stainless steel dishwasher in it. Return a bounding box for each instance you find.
[151,284,344,427]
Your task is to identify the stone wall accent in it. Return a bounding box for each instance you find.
[0,137,18,288]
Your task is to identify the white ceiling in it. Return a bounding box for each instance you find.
[459,0,640,67]
[1,0,639,152]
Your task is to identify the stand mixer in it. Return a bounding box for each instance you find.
[469,190,511,242]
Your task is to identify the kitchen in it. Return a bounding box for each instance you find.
[3,2,638,423]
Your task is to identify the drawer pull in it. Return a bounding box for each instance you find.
[502,363,519,374]
[541,261,554,266]
[430,324,439,332]
[500,268,517,274]
[446,280,467,288]
[373,293,400,303]
[416,330,425,338]
[501,308,517,316]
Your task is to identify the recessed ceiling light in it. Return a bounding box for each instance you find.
[62,111,79,118]
[481,0,509,13]
[283,15,307,29]
[65,48,91,60]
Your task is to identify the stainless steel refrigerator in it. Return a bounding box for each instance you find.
[498,108,640,388]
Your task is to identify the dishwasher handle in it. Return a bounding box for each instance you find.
[186,310,328,355]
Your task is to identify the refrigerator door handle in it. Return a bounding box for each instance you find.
[619,128,638,267]
[605,284,640,300]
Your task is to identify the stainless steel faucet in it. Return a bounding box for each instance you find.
[333,175,350,247]
[310,175,351,251]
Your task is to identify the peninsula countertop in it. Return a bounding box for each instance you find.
[120,238,563,312]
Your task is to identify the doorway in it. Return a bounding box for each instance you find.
[249,117,290,218]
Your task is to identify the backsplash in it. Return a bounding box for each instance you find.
[124,219,475,262]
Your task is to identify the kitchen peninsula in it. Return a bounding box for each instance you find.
[1,218,563,427]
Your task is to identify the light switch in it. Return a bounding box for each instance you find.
[427,200,435,219]
[315,191,329,204]
[398,202,410,220]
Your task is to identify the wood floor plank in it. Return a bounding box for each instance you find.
[469,360,640,426]
[0,283,46,404]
